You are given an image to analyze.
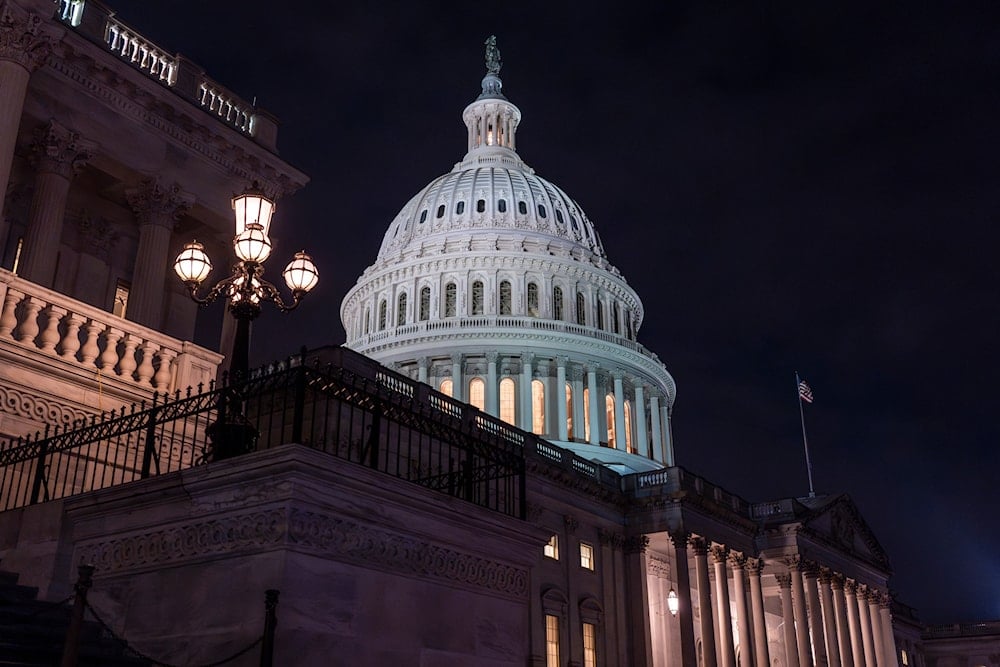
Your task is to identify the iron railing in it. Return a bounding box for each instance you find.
[0,348,527,518]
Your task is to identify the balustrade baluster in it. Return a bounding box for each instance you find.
[99,327,124,373]
[38,305,67,353]
[136,341,158,385]
[0,288,22,337]
[58,313,85,360]
[79,320,101,365]
[13,297,43,344]
[118,334,139,379]
[154,348,177,392]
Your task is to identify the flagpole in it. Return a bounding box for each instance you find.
[796,371,816,498]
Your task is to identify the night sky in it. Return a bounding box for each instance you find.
[120,2,999,623]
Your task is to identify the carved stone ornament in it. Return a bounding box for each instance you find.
[623,535,649,555]
[774,573,793,588]
[0,384,91,427]
[0,6,59,71]
[125,177,193,228]
[563,514,579,534]
[710,544,729,564]
[598,528,625,550]
[76,211,120,259]
[29,121,95,179]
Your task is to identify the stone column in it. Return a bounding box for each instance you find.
[777,573,801,667]
[669,531,697,666]
[867,591,885,667]
[624,535,653,665]
[804,563,828,666]
[450,352,463,401]
[729,553,752,667]
[556,356,568,440]
[417,356,428,384]
[650,392,664,462]
[747,558,771,667]
[586,365,600,445]
[819,569,841,667]
[788,559,812,667]
[125,178,192,329]
[485,351,499,416]
[570,366,585,441]
[831,575,855,667]
[635,382,648,456]
[711,546,736,667]
[877,595,897,667]
[20,122,94,287]
[690,538,717,667]
[612,369,626,450]
[663,405,676,465]
[0,7,58,234]
[844,581,865,667]
[856,586,877,667]
[520,352,533,431]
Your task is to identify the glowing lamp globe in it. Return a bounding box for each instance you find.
[283,251,319,293]
[173,241,213,284]
[233,223,272,263]
[232,185,275,238]
[667,589,679,617]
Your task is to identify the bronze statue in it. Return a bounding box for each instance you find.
[485,35,502,75]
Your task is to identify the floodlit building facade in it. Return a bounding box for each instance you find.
[0,1,994,665]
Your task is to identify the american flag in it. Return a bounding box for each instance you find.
[798,380,814,404]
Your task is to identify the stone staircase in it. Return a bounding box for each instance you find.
[0,567,150,666]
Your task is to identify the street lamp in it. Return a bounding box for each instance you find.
[667,589,679,617]
[173,185,319,381]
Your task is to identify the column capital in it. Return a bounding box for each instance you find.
[729,551,748,569]
[521,351,534,365]
[611,367,625,380]
[417,356,429,369]
[485,350,499,363]
[801,560,821,578]
[585,362,600,374]
[450,352,463,365]
[709,544,729,564]
[563,514,579,534]
[783,554,804,571]
[774,572,793,588]
[818,566,833,585]
[623,535,649,555]
[687,535,708,555]
[126,177,193,228]
[0,6,61,72]
[667,530,690,550]
[568,365,584,381]
[745,557,765,576]
[29,121,96,179]
[599,528,626,551]
[844,578,858,595]
[829,572,846,590]
[555,355,568,368]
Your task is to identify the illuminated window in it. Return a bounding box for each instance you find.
[527,282,539,317]
[499,281,512,315]
[440,379,453,397]
[469,378,485,411]
[545,615,560,667]
[397,293,407,326]
[112,280,130,318]
[612,302,620,334]
[597,299,605,330]
[544,534,559,560]
[580,542,595,570]
[565,383,574,439]
[378,299,387,330]
[444,282,456,317]
[576,292,586,325]
[583,388,591,441]
[11,237,23,275]
[500,378,516,425]
[583,622,597,667]
[553,286,563,320]
[472,280,484,315]
[532,379,545,434]
[605,394,615,447]
[624,401,633,453]
[419,287,430,321]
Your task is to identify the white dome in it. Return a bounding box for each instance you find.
[342,39,675,473]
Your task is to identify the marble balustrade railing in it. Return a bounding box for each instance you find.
[0,270,222,396]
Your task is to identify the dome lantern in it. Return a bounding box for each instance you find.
[464,36,521,156]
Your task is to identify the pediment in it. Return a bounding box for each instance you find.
[800,495,891,571]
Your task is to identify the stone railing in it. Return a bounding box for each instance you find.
[923,621,1000,639]
[623,466,751,514]
[57,2,277,148]
[0,270,221,397]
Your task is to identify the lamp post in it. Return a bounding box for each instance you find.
[173,185,318,460]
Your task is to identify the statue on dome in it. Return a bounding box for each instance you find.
[485,35,502,75]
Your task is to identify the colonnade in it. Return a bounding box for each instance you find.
[414,351,674,465]
[667,537,898,667]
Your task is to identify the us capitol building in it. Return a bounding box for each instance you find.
[0,2,994,666]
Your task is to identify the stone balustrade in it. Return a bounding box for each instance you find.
[0,269,221,396]
[105,17,177,85]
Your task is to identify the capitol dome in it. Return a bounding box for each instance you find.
[342,38,675,472]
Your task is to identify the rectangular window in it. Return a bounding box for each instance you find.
[545,615,560,667]
[544,534,559,560]
[112,280,130,318]
[580,542,595,571]
[583,622,597,667]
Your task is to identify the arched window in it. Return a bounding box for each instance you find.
[397,293,407,326]
[444,282,457,317]
[476,199,486,213]
[378,299,387,331]
[498,199,507,213]
[518,201,528,215]
[364,306,371,334]
[419,210,427,224]
[472,280,484,315]
[565,383,574,439]
[597,299,605,330]
[532,379,545,435]
[419,286,431,321]
[440,379,453,397]
[576,292,586,325]
[605,394,616,447]
[527,282,539,317]
[499,280,512,315]
[456,201,465,215]
[624,401,633,453]
[612,302,620,334]
[436,204,445,218]
[553,286,564,321]
[583,388,591,442]
[500,378,516,425]
[469,378,485,411]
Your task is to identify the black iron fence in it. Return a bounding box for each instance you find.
[0,347,527,518]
